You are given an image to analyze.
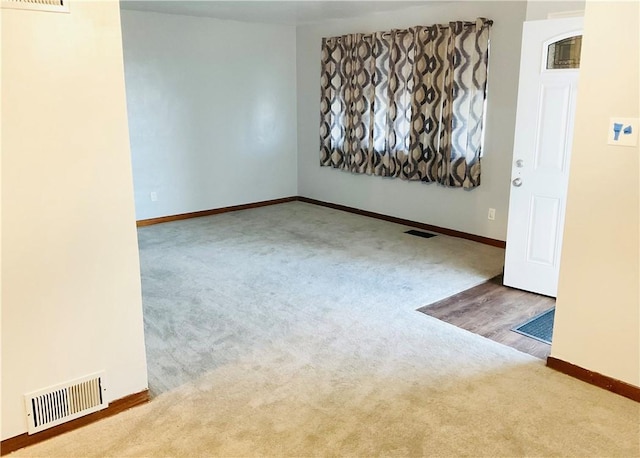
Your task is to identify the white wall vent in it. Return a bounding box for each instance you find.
[1,0,69,13]
[24,372,107,434]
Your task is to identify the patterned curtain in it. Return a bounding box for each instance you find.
[319,18,492,189]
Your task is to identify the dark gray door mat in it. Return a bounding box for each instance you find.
[512,307,555,344]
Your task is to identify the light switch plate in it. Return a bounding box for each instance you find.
[607,117,639,147]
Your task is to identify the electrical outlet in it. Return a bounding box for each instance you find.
[150,192,158,202]
[488,208,496,221]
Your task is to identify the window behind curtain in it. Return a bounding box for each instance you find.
[319,18,492,189]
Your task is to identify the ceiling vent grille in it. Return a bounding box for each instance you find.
[24,372,107,434]
[1,0,69,13]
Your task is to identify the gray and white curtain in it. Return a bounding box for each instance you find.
[319,18,492,189]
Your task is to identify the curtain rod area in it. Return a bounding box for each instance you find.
[325,19,493,41]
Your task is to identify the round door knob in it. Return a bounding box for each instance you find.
[512,178,523,187]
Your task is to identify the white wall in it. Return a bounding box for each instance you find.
[552,0,639,386]
[296,2,527,241]
[120,10,298,221]
[525,0,585,20]
[0,3,4,440]
[1,0,148,440]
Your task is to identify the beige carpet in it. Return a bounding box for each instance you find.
[14,203,640,457]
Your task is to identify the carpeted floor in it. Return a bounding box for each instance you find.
[138,202,506,397]
[15,202,640,456]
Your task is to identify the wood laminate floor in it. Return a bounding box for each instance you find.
[417,275,555,359]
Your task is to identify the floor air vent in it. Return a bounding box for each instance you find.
[405,229,438,239]
[24,372,107,434]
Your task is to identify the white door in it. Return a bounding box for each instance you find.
[504,17,583,297]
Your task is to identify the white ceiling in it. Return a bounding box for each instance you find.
[119,1,434,25]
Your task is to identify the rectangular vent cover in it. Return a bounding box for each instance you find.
[405,229,438,239]
[1,0,69,13]
[24,372,107,434]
